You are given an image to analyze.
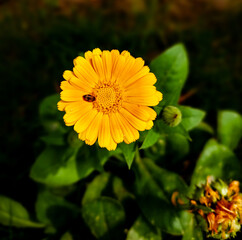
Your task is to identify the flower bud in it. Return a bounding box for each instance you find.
[162,106,182,127]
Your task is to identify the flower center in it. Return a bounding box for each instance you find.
[93,83,122,114]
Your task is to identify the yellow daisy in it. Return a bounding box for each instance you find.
[58,48,163,150]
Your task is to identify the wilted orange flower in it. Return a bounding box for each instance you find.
[58,48,162,150]
[195,178,242,239]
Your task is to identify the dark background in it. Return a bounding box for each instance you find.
[0,0,241,239]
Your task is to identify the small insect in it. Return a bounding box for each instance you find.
[83,94,96,102]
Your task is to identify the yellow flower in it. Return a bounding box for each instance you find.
[58,48,163,150]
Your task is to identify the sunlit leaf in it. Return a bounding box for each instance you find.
[82,173,111,205]
[217,110,242,150]
[140,129,160,149]
[179,106,206,131]
[0,195,45,228]
[127,215,162,240]
[82,197,125,240]
[190,139,242,191]
[119,142,136,169]
[30,145,109,186]
[60,232,73,240]
[150,44,189,114]
[182,213,203,240]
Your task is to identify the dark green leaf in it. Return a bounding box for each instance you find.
[165,133,189,163]
[35,190,79,228]
[190,139,242,190]
[127,215,162,240]
[119,142,136,169]
[179,106,206,131]
[140,129,160,149]
[0,195,45,228]
[217,110,242,150]
[150,44,189,113]
[82,197,125,240]
[134,158,189,235]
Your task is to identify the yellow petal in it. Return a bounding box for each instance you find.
[123,66,150,87]
[156,91,163,101]
[93,48,102,55]
[74,108,98,133]
[120,108,147,131]
[63,70,73,81]
[92,55,105,81]
[102,50,112,81]
[125,72,157,88]
[116,112,139,144]
[60,80,77,91]
[98,114,111,148]
[61,90,84,101]
[69,75,92,92]
[78,130,87,141]
[109,113,124,143]
[125,86,156,97]
[84,50,93,63]
[57,100,68,111]
[122,102,153,121]
[85,111,103,145]
[64,102,93,126]
[111,55,126,83]
[124,95,160,106]
[146,120,154,130]
[73,56,99,86]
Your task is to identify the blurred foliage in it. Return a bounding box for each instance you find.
[0,0,242,239]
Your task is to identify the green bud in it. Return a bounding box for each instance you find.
[162,106,182,127]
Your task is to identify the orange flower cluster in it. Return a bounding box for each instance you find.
[195,177,242,239]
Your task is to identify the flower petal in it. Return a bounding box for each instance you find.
[122,102,156,121]
[73,56,99,86]
[74,108,98,133]
[85,111,103,145]
[102,50,112,81]
[109,113,124,143]
[98,114,111,148]
[64,102,93,126]
[116,112,139,144]
[120,108,147,131]
[61,90,84,101]
[57,100,68,111]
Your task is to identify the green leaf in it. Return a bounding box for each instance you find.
[150,44,189,113]
[127,215,162,240]
[119,142,136,169]
[182,213,203,240]
[165,133,189,163]
[156,120,191,141]
[134,158,189,235]
[60,232,73,240]
[82,173,111,205]
[82,197,125,240]
[36,190,79,228]
[39,94,68,134]
[217,110,242,150]
[30,145,108,187]
[0,195,45,228]
[178,106,206,131]
[140,129,160,149]
[190,139,242,190]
